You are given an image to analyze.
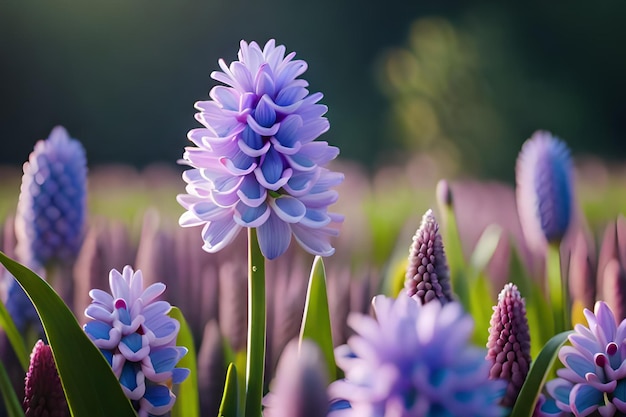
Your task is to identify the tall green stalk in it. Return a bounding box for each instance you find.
[244,228,266,417]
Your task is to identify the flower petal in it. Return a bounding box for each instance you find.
[257,211,291,259]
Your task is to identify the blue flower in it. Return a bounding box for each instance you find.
[328,294,506,417]
[541,301,626,416]
[177,39,344,259]
[15,126,87,268]
[83,266,189,417]
[516,130,573,251]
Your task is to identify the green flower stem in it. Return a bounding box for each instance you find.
[244,228,266,417]
[546,243,567,334]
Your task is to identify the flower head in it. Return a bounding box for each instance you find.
[404,209,454,305]
[15,126,87,268]
[263,339,329,417]
[177,39,344,259]
[83,266,189,417]
[486,283,532,407]
[541,301,626,416]
[23,340,69,417]
[329,295,506,417]
[516,130,573,251]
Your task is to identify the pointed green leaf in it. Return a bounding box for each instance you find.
[0,251,136,417]
[219,363,240,417]
[299,256,336,380]
[0,360,25,417]
[170,307,199,417]
[0,293,29,371]
[439,205,470,310]
[509,330,572,417]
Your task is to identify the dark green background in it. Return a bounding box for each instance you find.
[2,1,625,179]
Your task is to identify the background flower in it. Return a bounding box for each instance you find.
[83,266,189,417]
[14,125,87,268]
[177,39,343,259]
[516,130,573,252]
[329,294,506,417]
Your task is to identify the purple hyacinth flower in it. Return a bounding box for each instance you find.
[516,130,573,252]
[23,340,69,417]
[15,126,87,268]
[404,209,454,305]
[177,39,344,259]
[541,301,626,416]
[83,266,189,417]
[486,283,532,407]
[328,294,506,417]
[263,339,329,417]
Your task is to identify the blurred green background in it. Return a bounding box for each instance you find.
[1,1,625,180]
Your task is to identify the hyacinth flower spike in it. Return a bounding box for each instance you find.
[404,209,454,305]
[7,126,87,339]
[516,130,574,334]
[328,294,506,417]
[540,301,626,416]
[486,283,532,408]
[177,39,343,417]
[83,266,189,417]
[23,340,70,417]
[177,39,344,260]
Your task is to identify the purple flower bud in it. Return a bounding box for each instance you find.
[177,39,344,259]
[404,209,454,304]
[263,339,329,417]
[486,283,532,407]
[23,340,69,417]
[15,126,87,268]
[516,131,573,251]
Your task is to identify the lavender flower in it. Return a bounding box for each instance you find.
[177,39,344,259]
[263,339,329,417]
[83,266,189,417]
[15,126,87,268]
[404,209,453,304]
[541,301,626,416]
[328,294,506,417]
[516,130,573,251]
[486,283,532,407]
[23,340,69,417]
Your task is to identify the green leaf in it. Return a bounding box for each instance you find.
[509,330,572,417]
[219,363,240,417]
[0,251,136,417]
[439,204,470,311]
[299,256,336,381]
[170,307,200,417]
[0,360,25,417]
[0,293,29,371]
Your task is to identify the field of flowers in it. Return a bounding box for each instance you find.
[1,39,626,417]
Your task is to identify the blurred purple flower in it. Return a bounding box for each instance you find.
[15,126,87,268]
[541,301,626,416]
[263,339,329,417]
[404,209,453,305]
[486,283,532,407]
[516,130,573,252]
[23,340,69,417]
[83,266,189,417]
[328,295,506,417]
[177,39,344,259]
